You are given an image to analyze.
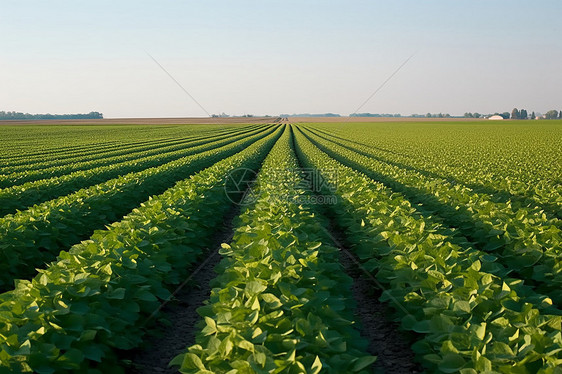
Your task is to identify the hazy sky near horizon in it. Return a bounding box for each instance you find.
[1,0,561,118]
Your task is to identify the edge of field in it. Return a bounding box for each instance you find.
[0,116,505,126]
[0,117,275,125]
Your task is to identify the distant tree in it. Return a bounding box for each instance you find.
[531,111,536,119]
[464,112,473,118]
[473,112,481,118]
[559,110,562,119]
[0,111,102,120]
[520,109,528,119]
[545,110,559,119]
[511,108,520,119]
[351,113,401,117]
[426,113,432,118]
[501,112,510,119]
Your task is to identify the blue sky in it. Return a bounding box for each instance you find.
[1,0,561,118]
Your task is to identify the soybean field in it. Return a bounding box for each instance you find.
[0,120,561,373]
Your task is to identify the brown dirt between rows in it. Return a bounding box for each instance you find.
[124,216,424,373]
[124,207,239,373]
[125,218,424,373]
[327,220,424,374]
[121,185,423,373]
[339,250,424,373]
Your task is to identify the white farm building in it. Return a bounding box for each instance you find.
[488,115,504,120]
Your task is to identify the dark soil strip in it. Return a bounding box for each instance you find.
[296,127,550,291]
[305,126,561,220]
[122,128,278,372]
[289,125,423,373]
[326,219,424,374]
[123,206,240,374]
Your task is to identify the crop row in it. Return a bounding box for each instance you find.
[300,127,562,305]
[174,126,375,373]
[0,125,279,291]
[0,125,189,162]
[306,124,562,219]
[0,124,232,167]
[1,136,174,173]
[294,126,562,373]
[0,126,282,373]
[1,125,259,176]
[0,125,272,216]
[307,122,560,188]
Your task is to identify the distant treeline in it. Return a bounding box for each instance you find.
[281,113,341,117]
[282,112,456,118]
[211,113,266,118]
[353,113,453,118]
[464,109,562,119]
[350,113,403,117]
[411,113,452,118]
[0,111,103,120]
